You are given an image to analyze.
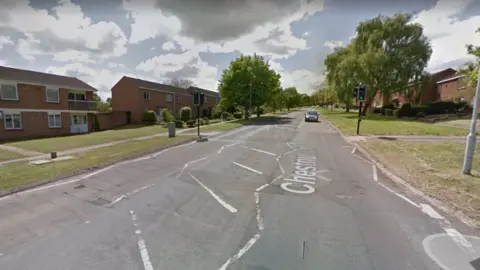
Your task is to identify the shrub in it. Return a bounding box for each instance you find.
[233,112,243,119]
[425,101,456,115]
[203,117,210,125]
[180,107,192,122]
[212,106,222,119]
[142,110,157,124]
[175,120,185,128]
[197,118,205,126]
[397,103,428,118]
[416,112,426,119]
[393,109,400,118]
[255,107,265,115]
[381,103,395,115]
[186,119,196,128]
[161,108,174,123]
[221,112,232,120]
[210,119,221,124]
[384,109,393,116]
[373,107,382,114]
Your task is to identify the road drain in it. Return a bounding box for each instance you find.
[74,184,85,189]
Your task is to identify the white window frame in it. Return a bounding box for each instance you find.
[48,112,62,128]
[166,93,173,103]
[144,91,151,101]
[0,84,19,101]
[46,88,60,103]
[4,112,22,130]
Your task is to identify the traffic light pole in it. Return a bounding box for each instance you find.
[357,101,362,135]
[197,104,200,137]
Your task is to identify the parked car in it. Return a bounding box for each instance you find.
[305,111,319,122]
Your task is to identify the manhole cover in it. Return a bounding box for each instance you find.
[89,197,111,206]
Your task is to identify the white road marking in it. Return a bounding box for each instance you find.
[444,228,476,253]
[353,153,373,165]
[254,192,264,231]
[176,157,208,179]
[377,182,420,208]
[420,203,445,220]
[276,157,285,174]
[107,195,126,207]
[217,146,225,154]
[255,184,269,192]
[372,165,378,182]
[188,173,238,213]
[351,147,357,154]
[281,150,293,157]
[129,210,154,270]
[233,162,263,175]
[226,141,242,148]
[241,146,276,156]
[286,142,295,150]
[218,233,261,270]
[106,184,157,207]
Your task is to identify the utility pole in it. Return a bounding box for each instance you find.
[249,82,252,119]
[462,70,480,174]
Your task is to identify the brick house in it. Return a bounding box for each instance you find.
[372,68,458,107]
[111,76,219,124]
[0,65,98,142]
[436,74,475,104]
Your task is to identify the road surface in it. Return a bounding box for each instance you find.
[0,111,479,270]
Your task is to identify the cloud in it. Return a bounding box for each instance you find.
[302,31,310,37]
[162,41,176,51]
[0,36,13,50]
[135,50,218,90]
[0,0,127,63]
[270,61,320,94]
[413,0,480,70]
[323,40,344,51]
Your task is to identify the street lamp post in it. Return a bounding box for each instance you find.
[463,69,480,174]
[249,82,252,119]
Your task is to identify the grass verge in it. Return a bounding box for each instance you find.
[0,148,25,162]
[8,124,168,153]
[360,140,480,224]
[0,135,196,193]
[319,108,470,136]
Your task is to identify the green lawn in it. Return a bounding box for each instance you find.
[360,140,480,224]
[0,148,24,162]
[0,135,195,192]
[8,124,168,153]
[319,108,471,136]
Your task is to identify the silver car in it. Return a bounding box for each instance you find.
[305,111,319,122]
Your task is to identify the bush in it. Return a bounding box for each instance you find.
[425,101,456,115]
[142,110,157,124]
[373,107,382,114]
[233,112,243,119]
[180,107,192,122]
[397,103,427,118]
[381,103,395,115]
[384,109,393,116]
[175,120,185,128]
[186,119,196,128]
[210,119,221,124]
[393,109,400,118]
[416,112,426,119]
[203,117,210,125]
[212,106,222,119]
[254,107,265,115]
[161,108,174,123]
[197,118,205,126]
[221,112,232,120]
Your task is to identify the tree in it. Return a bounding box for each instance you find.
[93,93,111,112]
[266,87,285,113]
[284,87,302,110]
[218,54,281,119]
[165,78,195,89]
[458,28,480,87]
[327,13,432,115]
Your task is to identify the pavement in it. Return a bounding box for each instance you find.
[0,111,479,270]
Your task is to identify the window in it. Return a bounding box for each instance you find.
[72,115,87,125]
[176,95,180,104]
[1,84,18,100]
[68,92,86,101]
[48,113,62,128]
[46,88,59,103]
[144,91,151,101]
[166,93,173,103]
[4,112,22,130]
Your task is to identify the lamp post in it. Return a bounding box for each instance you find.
[463,69,480,174]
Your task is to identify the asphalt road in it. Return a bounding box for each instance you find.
[0,111,479,270]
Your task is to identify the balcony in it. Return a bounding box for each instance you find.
[68,100,97,111]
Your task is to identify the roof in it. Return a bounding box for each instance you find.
[428,68,457,76]
[186,86,219,97]
[436,74,465,84]
[0,65,97,91]
[122,76,189,94]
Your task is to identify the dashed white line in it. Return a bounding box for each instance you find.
[351,147,357,154]
[444,228,476,253]
[106,183,157,207]
[129,210,154,270]
[377,182,420,208]
[188,173,238,213]
[286,142,295,150]
[372,164,378,182]
[420,203,445,220]
[176,157,208,179]
[218,146,225,154]
[254,192,264,231]
[233,162,263,175]
[255,184,269,192]
[218,233,261,270]
[241,146,276,156]
[276,157,285,174]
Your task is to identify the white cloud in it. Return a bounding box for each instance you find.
[107,62,125,68]
[302,31,309,37]
[270,61,320,94]
[414,0,480,70]
[323,40,344,51]
[0,36,13,50]
[0,0,127,63]
[162,41,176,51]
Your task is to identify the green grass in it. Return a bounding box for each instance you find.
[361,140,480,223]
[0,135,196,192]
[319,108,470,136]
[8,124,168,153]
[0,148,24,162]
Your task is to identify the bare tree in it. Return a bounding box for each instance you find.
[165,78,195,89]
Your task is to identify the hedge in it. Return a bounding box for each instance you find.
[142,110,157,124]
[180,107,192,122]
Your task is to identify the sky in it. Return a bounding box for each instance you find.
[0,0,479,100]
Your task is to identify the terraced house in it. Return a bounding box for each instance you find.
[0,65,98,141]
[111,76,219,124]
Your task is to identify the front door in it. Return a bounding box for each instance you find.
[70,114,88,134]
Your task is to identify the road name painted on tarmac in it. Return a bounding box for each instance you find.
[281,154,317,194]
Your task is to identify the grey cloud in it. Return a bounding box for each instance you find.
[254,28,292,55]
[152,0,319,42]
[164,65,200,80]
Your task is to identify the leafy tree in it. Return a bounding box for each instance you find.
[93,93,112,112]
[266,87,285,113]
[165,78,195,89]
[218,54,281,119]
[284,87,302,110]
[458,27,480,87]
[345,13,432,114]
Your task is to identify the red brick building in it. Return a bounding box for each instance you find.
[111,76,219,124]
[0,65,98,142]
